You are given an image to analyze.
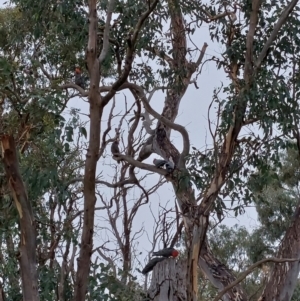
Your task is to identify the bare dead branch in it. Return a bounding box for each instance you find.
[100,82,190,166]
[122,83,190,167]
[194,42,209,69]
[66,176,137,188]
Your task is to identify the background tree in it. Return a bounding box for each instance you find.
[195,145,300,300]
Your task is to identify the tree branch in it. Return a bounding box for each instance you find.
[95,248,117,277]
[199,7,236,23]
[139,87,167,135]
[101,0,159,107]
[145,46,174,65]
[98,0,116,64]
[194,42,209,69]
[59,83,88,96]
[244,0,262,82]
[123,83,190,167]
[100,82,190,167]
[213,257,299,301]
[73,0,101,299]
[255,0,300,70]
[66,177,137,188]
[116,154,168,176]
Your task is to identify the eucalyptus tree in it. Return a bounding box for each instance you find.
[1,0,300,301]
[196,145,300,300]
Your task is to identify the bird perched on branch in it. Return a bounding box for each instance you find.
[153,158,175,173]
[137,136,153,162]
[153,247,179,258]
[74,67,86,89]
[142,257,166,275]
[111,139,123,163]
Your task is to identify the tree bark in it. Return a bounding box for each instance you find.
[73,0,101,300]
[199,241,248,301]
[0,282,5,301]
[1,135,39,301]
[148,258,187,301]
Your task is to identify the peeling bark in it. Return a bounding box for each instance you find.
[0,135,39,301]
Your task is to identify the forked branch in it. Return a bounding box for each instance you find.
[100,83,190,167]
[124,83,190,168]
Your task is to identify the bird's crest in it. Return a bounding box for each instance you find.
[75,67,81,74]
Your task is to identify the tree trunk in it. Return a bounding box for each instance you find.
[72,0,101,299]
[199,241,248,301]
[1,135,39,301]
[148,258,187,301]
[0,283,5,301]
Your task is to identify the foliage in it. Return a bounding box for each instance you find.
[196,145,300,299]
[87,263,145,301]
[1,0,300,300]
